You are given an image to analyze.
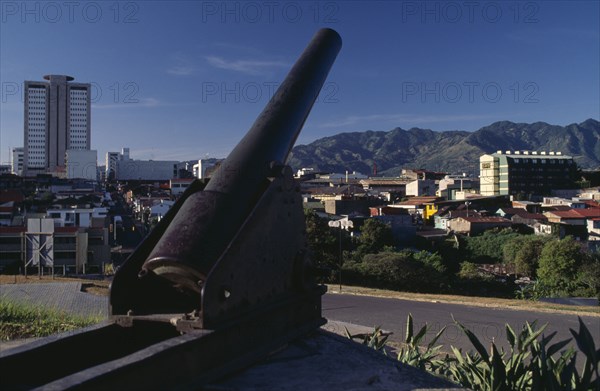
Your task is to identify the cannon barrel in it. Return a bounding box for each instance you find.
[140,28,342,297]
[0,30,342,390]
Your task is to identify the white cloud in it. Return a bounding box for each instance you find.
[205,55,289,75]
[167,66,194,76]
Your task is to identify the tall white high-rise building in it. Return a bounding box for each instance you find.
[23,75,91,176]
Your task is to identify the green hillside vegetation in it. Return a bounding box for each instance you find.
[290,119,600,175]
[306,211,600,300]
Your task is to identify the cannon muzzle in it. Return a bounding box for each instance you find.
[139,28,342,299]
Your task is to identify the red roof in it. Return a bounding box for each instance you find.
[0,190,24,203]
[545,210,586,219]
[461,216,511,223]
[516,212,547,220]
[544,205,572,211]
[0,226,25,233]
[55,227,79,233]
[572,209,600,218]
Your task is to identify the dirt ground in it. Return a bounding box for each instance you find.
[0,275,110,296]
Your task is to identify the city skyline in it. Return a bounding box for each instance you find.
[1,1,599,166]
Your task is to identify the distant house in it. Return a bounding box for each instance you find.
[572,208,600,242]
[588,218,600,242]
[433,208,483,231]
[511,200,542,213]
[543,210,586,226]
[369,205,411,217]
[170,178,195,197]
[496,207,525,219]
[510,211,548,227]
[406,179,436,197]
[392,196,440,219]
[324,198,371,216]
[448,216,512,236]
[359,178,408,196]
[543,210,589,239]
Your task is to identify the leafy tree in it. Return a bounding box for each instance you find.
[576,252,600,299]
[356,218,394,254]
[463,229,521,264]
[537,237,584,296]
[304,209,339,273]
[503,235,550,277]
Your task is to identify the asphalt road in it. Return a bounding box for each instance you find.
[323,293,600,357]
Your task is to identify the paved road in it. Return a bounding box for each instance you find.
[323,293,600,356]
[2,282,598,360]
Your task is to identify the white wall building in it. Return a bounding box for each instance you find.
[66,149,97,180]
[193,159,217,179]
[23,75,91,176]
[406,179,436,197]
[46,207,107,228]
[116,159,178,181]
[11,147,24,176]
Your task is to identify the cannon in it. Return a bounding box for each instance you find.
[0,28,342,390]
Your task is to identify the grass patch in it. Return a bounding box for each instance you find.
[327,285,600,317]
[0,298,102,341]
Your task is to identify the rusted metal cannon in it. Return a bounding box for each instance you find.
[0,28,341,390]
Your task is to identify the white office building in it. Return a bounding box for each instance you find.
[23,75,91,176]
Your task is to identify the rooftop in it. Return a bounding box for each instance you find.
[460,216,511,223]
[544,210,587,219]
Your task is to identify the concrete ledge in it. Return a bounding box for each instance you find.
[208,325,464,391]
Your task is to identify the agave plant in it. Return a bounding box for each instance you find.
[344,325,391,354]
[396,313,447,372]
[447,316,599,391]
[344,312,598,391]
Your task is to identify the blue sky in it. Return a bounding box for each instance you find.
[1,1,599,165]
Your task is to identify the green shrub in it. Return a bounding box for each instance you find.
[0,298,101,340]
[342,250,448,292]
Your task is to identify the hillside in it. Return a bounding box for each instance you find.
[288,119,600,176]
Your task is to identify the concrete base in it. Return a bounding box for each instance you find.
[207,324,464,391]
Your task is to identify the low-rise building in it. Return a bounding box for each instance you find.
[46,207,107,228]
[0,219,109,273]
[448,216,512,236]
[406,179,436,197]
[543,210,586,226]
[11,147,24,176]
[170,178,195,197]
[588,218,600,241]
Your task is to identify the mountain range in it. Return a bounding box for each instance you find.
[288,119,600,176]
